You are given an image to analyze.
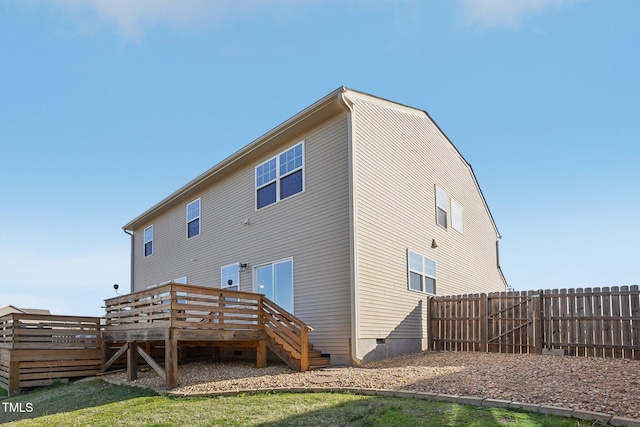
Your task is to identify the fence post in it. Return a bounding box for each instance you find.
[535,290,544,353]
[8,358,19,397]
[479,293,488,352]
[425,297,432,351]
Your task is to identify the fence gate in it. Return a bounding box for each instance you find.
[486,291,541,354]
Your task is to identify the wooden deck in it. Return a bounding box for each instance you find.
[102,283,328,388]
[0,313,102,396]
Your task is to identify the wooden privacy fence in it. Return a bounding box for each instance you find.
[429,286,640,359]
[0,313,102,396]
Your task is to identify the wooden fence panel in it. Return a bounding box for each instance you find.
[430,294,483,352]
[0,314,102,396]
[429,286,639,360]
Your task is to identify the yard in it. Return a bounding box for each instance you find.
[0,379,601,426]
[104,350,640,420]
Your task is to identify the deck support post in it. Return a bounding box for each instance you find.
[256,339,267,368]
[126,341,138,381]
[165,330,178,389]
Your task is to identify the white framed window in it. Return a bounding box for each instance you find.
[143,225,153,257]
[256,142,304,210]
[221,263,240,292]
[451,199,463,234]
[435,186,448,228]
[408,250,436,294]
[186,198,201,239]
[254,258,294,313]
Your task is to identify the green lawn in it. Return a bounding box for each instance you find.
[1,380,600,427]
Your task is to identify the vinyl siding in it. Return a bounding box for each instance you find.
[350,97,506,358]
[131,113,352,360]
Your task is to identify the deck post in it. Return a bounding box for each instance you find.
[256,339,267,368]
[165,330,178,389]
[126,341,138,381]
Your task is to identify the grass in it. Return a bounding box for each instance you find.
[0,380,601,427]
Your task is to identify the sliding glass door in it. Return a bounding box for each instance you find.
[254,259,293,313]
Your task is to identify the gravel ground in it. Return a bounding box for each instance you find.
[105,351,640,419]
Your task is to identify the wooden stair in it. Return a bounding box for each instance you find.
[266,336,330,371]
[308,344,331,370]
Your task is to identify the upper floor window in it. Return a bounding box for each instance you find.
[256,142,304,210]
[187,198,201,239]
[408,250,436,294]
[143,225,153,257]
[435,186,448,228]
[221,263,239,292]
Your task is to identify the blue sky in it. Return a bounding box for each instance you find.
[1,0,638,317]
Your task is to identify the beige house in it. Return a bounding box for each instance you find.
[123,87,507,365]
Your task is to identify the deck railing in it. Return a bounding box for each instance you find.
[103,283,312,370]
[105,284,261,330]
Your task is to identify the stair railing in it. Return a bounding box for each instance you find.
[260,296,312,371]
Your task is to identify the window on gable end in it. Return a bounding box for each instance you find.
[407,250,436,295]
[435,186,448,228]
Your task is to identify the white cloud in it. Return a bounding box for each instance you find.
[42,0,305,41]
[456,0,579,29]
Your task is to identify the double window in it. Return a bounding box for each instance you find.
[143,225,153,257]
[187,198,201,239]
[408,250,436,294]
[256,142,304,209]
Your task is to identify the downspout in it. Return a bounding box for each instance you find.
[123,229,134,293]
[338,89,361,364]
[496,234,509,291]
